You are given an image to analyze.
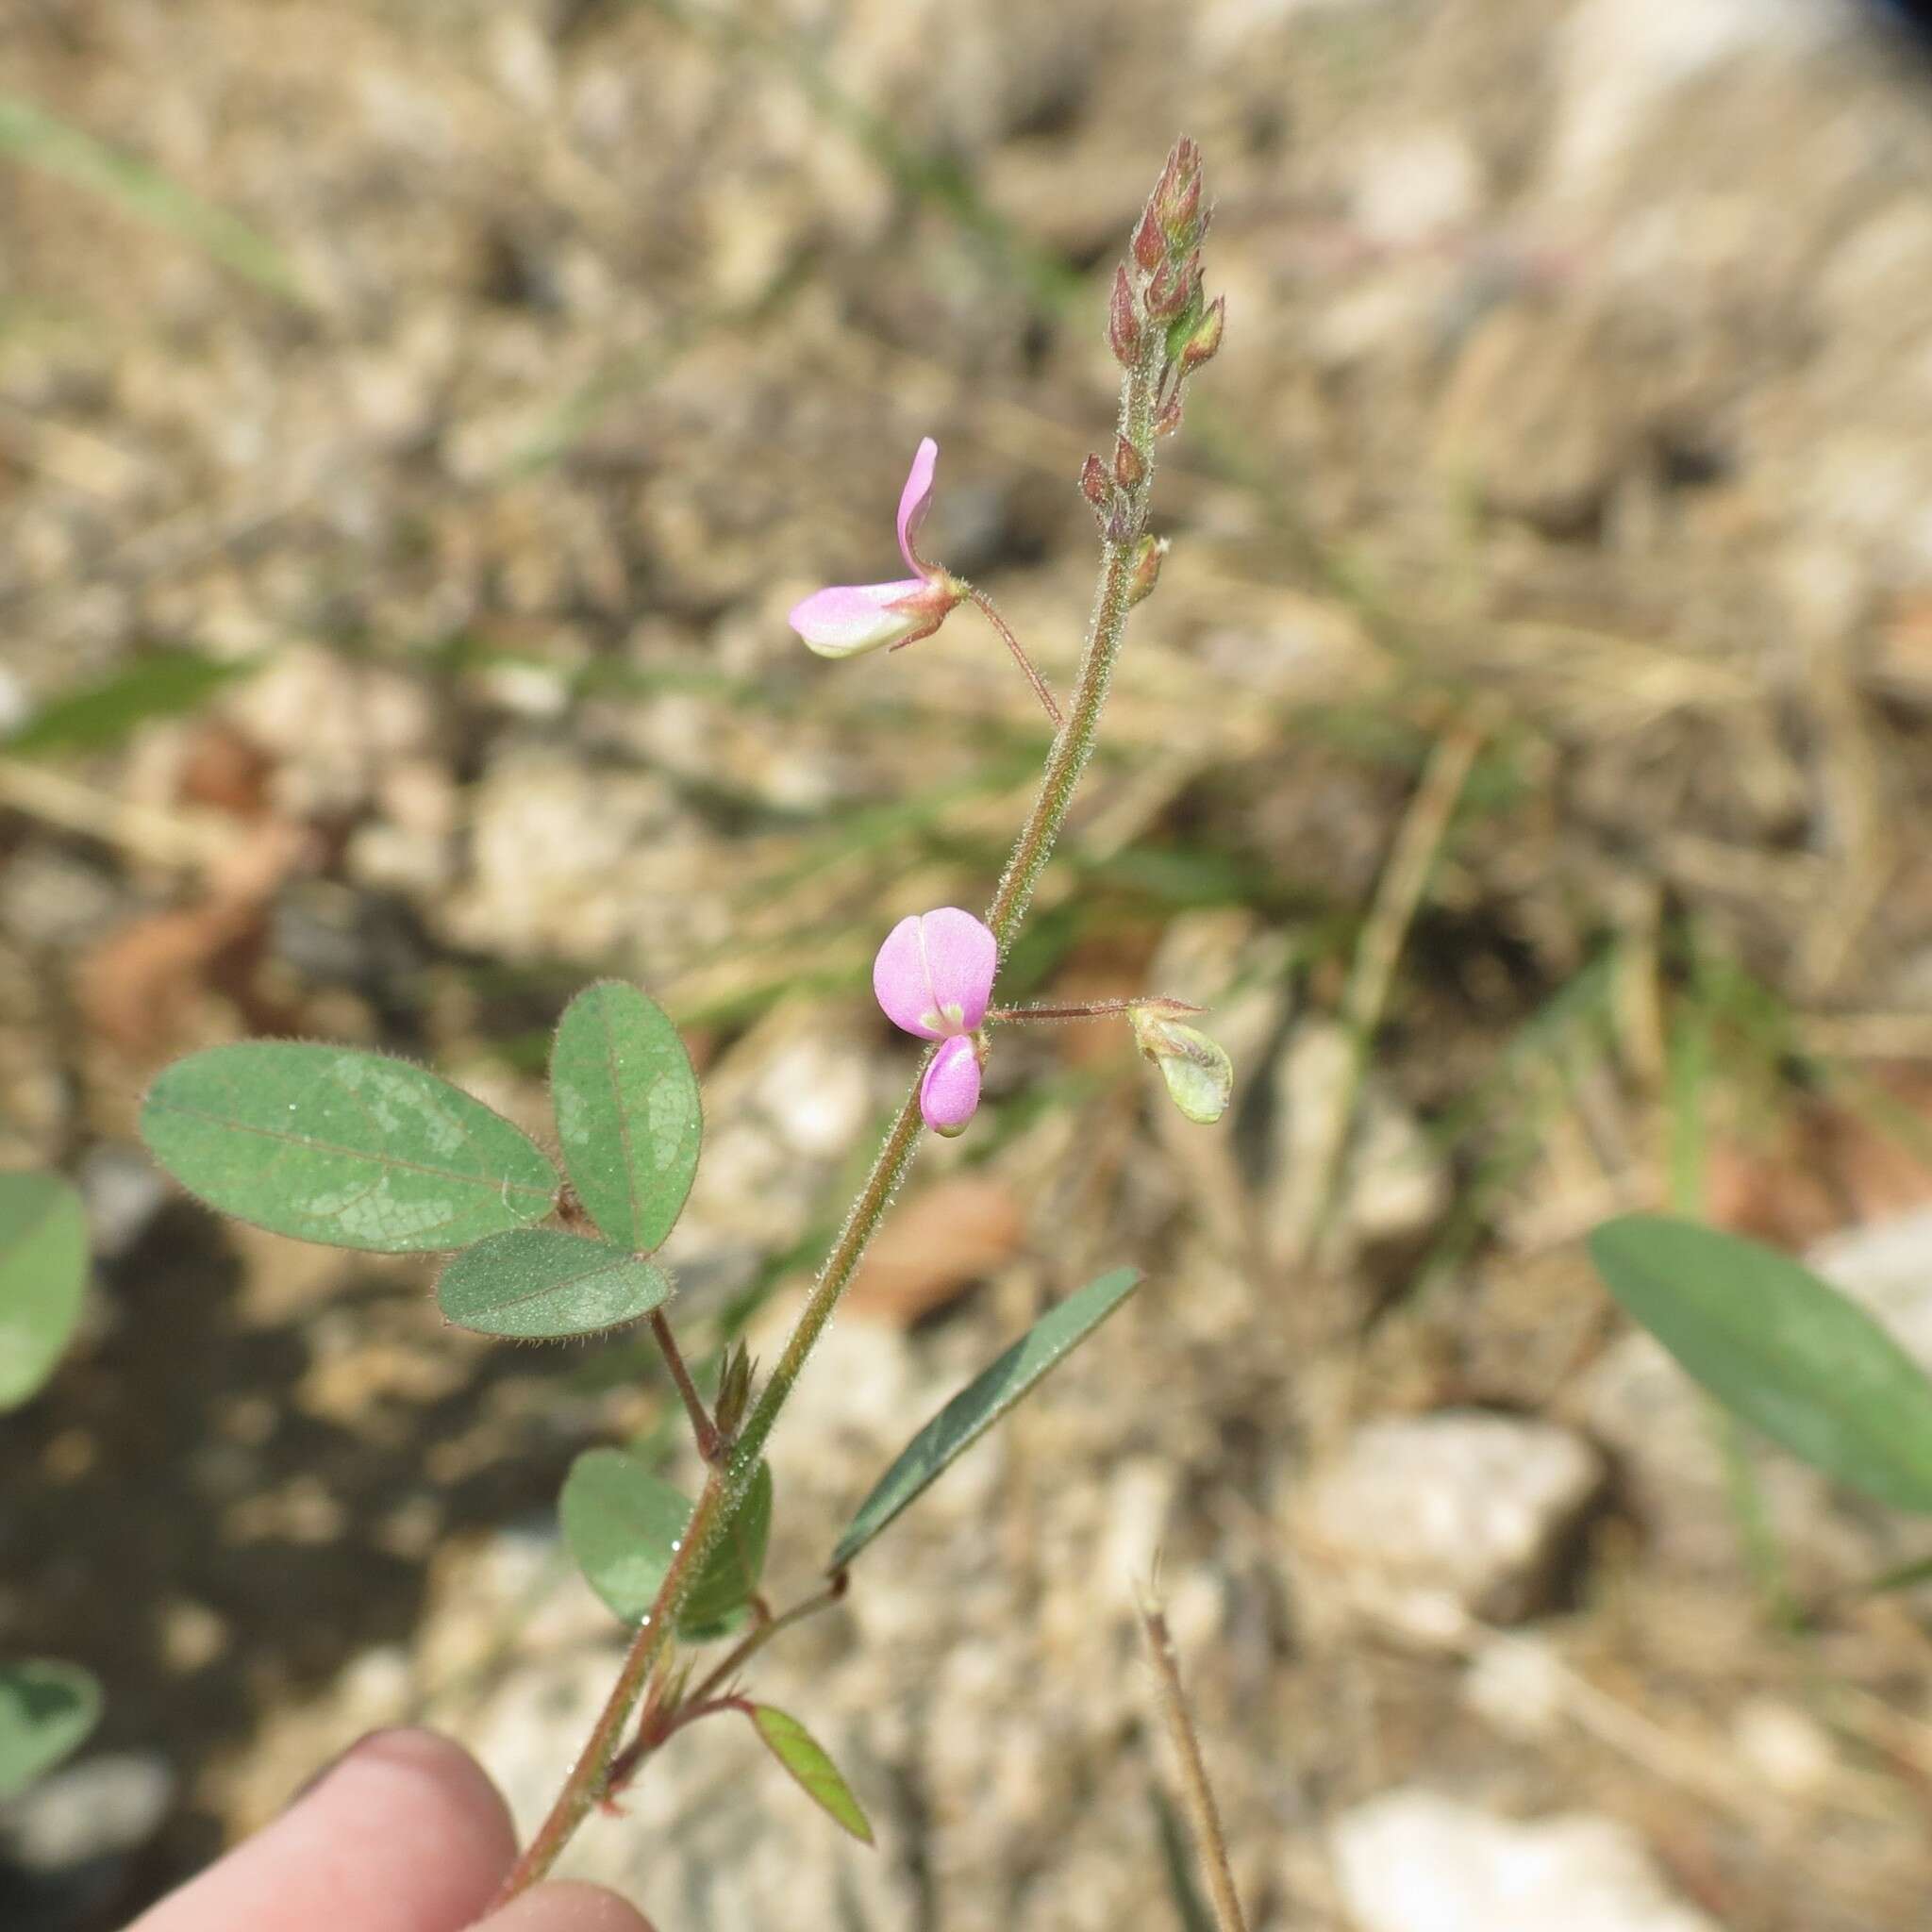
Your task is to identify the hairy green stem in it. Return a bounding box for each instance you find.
[492,294,1167,1913]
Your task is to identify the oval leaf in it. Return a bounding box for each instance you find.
[561,1448,772,1638]
[749,1705,874,1844]
[0,1659,102,1800]
[550,983,701,1254]
[561,1447,689,1626]
[1589,1213,1932,1513]
[0,1172,88,1411]
[831,1266,1142,1570]
[438,1229,672,1340]
[681,1461,774,1638]
[141,1042,558,1252]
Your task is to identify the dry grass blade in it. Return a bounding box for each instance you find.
[1139,1590,1250,1932]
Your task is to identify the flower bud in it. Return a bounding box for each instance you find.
[1079,452,1110,513]
[1152,139,1197,225]
[1155,392,1185,439]
[1131,1008,1233,1125]
[1178,294,1224,378]
[1108,264,1141,366]
[1113,435,1145,492]
[714,1343,755,1438]
[1168,171,1204,248]
[1126,533,1166,608]
[1132,207,1163,274]
[1145,258,1188,320]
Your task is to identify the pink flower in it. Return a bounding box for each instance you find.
[789,438,963,658]
[873,906,998,1136]
[920,1037,983,1138]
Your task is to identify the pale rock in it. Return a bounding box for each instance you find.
[0,667,28,738]
[0,1751,175,1874]
[1552,0,1846,198]
[1730,1696,1837,1800]
[1297,1412,1603,1640]
[1263,1021,1450,1268]
[1350,128,1483,248]
[440,749,714,968]
[225,644,444,820]
[1331,1790,1722,1932]
[1461,1630,1571,1744]
[76,1142,171,1264]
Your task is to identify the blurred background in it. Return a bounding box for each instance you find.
[7,0,1932,1926]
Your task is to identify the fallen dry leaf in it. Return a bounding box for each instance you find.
[845,1176,1027,1326]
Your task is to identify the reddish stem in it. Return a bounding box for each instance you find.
[962,584,1063,729]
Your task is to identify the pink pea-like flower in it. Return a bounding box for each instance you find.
[873,906,997,1136]
[789,438,963,658]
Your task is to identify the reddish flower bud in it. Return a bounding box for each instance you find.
[1168,172,1203,247]
[1155,392,1185,438]
[1132,206,1163,274]
[1145,259,1187,320]
[1108,264,1141,366]
[1113,435,1145,492]
[1079,452,1110,511]
[1152,140,1191,221]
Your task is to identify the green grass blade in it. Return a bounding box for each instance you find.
[0,94,306,303]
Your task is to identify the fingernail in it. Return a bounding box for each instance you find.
[281,1727,393,1813]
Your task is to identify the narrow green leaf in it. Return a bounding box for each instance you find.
[749,1705,874,1844]
[1862,1552,1932,1596]
[0,93,306,302]
[1588,1214,1932,1513]
[680,1461,774,1637]
[437,1229,672,1340]
[0,1660,101,1800]
[0,1171,89,1411]
[831,1266,1143,1570]
[549,983,702,1254]
[560,1448,772,1638]
[141,1042,558,1252]
[4,652,244,758]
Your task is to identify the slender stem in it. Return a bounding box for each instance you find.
[988,996,1203,1025]
[494,241,1170,1912]
[605,1577,848,1797]
[1140,1600,1249,1932]
[961,583,1063,729]
[650,1309,722,1464]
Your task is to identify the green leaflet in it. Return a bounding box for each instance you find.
[749,1705,873,1844]
[1589,1214,1932,1513]
[831,1267,1142,1570]
[560,1448,771,1640]
[0,1660,101,1800]
[549,983,702,1254]
[141,1042,558,1252]
[0,1171,88,1411]
[437,1229,673,1340]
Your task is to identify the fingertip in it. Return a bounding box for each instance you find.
[130,1725,516,1932]
[331,1727,518,1871]
[481,1878,656,1932]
